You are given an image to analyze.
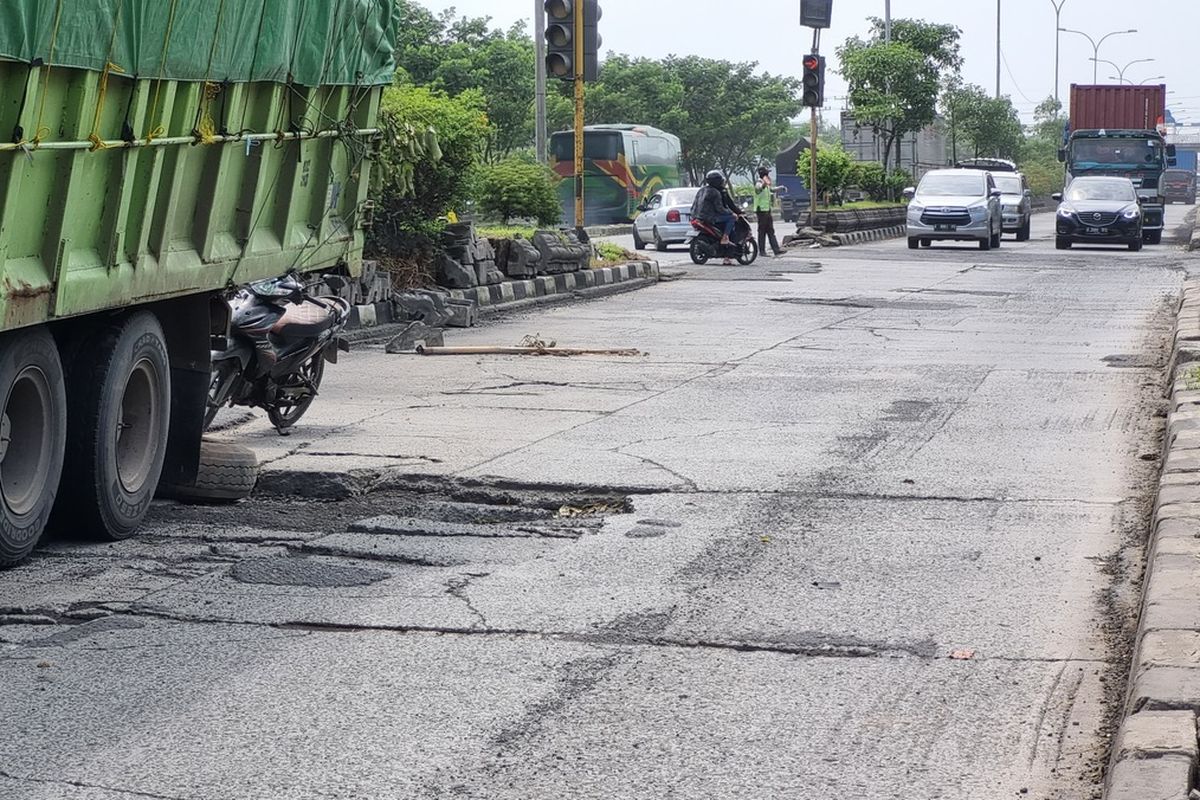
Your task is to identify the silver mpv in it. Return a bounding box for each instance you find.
[904,169,1003,251]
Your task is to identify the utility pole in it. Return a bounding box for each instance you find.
[995,0,1002,98]
[810,30,820,230]
[1050,0,1067,105]
[884,0,891,42]
[534,0,547,164]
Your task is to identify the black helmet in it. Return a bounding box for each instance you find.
[705,170,725,189]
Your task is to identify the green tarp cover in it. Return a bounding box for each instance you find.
[0,0,396,87]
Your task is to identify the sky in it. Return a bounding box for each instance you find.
[415,0,1200,125]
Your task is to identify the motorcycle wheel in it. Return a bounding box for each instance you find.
[689,238,710,265]
[737,238,759,266]
[267,354,325,431]
[204,359,241,430]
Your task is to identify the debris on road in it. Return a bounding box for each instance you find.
[416,344,642,357]
[949,649,976,660]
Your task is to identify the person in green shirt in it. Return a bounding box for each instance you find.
[753,167,786,257]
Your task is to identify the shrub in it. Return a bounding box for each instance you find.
[476,158,562,226]
[368,84,491,257]
[854,161,888,201]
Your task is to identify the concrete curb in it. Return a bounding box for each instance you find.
[1106,280,1200,800]
[1185,208,1199,253]
[830,225,907,246]
[583,224,632,238]
[445,261,660,314]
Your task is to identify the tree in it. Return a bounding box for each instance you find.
[943,83,1023,161]
[476,158,562,225]
[393,3,536,161]
[838,40,939,175]
[839,19,962,177]
[584,56,688,133]
[798,144,855,205]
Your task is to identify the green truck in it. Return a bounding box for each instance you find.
[0,1,396,564]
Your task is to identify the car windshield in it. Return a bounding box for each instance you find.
[1070,138,1163,170]
[917,174,985,196]
[1066,181,1136,202]
[665,188,698,206]
[994,175,1023,194]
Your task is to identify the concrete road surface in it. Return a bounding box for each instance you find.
[1,208,1195,799]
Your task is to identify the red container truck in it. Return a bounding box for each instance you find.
[1060,85,1178,244]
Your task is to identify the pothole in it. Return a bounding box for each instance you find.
[231,558,391,588]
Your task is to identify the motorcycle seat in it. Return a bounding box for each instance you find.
[270,298,341,339]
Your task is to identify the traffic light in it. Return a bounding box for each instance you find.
[802,54,826,108]
[544,0,601,82]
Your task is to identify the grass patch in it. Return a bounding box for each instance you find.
[476,224,538,240]
[1186,365,1200,391]
[592,241,645,267]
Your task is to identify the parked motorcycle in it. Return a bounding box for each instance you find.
[687,215,759,266]
[206,272,352,433]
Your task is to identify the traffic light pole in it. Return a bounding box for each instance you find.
[573,0,586,238]
[808,29,821,229]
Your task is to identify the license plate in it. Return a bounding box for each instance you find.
[1085,226,1108,235]
[935,224,956,232]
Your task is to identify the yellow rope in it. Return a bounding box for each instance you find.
[144,0,181,143]
[87,61,125,151]
[195,82,222,144]
[29,0,66,149]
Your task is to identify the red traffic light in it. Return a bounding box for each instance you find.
[803,55,820,71]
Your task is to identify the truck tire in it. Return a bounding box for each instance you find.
[56,312,171,540]
[160,439,258,503]
[0,328,67,566]
[1146,230,1163,245]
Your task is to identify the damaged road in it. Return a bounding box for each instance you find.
[0,209,1192,799]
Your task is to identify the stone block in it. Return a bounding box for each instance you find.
[475,258,504,286]
[1157,501,1200,520]
[393,291,451,327]
[502,238,541,278]
[1158,517,1200,541]
[1132,666,1200,713]
[385,322,445,354]
[1141,553,1200,632]
[445,299,477,328]
[1106,754,1193,800]
[533,230,590,274]
[1113,711,1198,761]
[437,253,477,289]
[1140,631,1200,670]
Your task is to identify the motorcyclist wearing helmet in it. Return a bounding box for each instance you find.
[691,170,741,245]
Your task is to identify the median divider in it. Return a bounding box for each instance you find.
[1106,279,1200,800]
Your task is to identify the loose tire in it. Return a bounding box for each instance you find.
[907,237,919,250]
[160,439,258,503]
[653,227,668,252]
[56,311,171,540]
[0,328,67,567]
[632,226,647,251]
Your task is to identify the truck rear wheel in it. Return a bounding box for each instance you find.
[0,328,67,566]
[57,312,171,540]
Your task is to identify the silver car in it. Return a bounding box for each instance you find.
[634,187,699,251]
[992,172,1033,241]
[905,169,1003,251]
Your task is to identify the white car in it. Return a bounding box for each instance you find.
[904,169,1003,251]
[633,187,699,251]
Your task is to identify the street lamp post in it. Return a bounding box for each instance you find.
[1091,57,1154,84]
[1136,75,1167,86]
[1058,27,1137,84]
[1050,0,1068,104]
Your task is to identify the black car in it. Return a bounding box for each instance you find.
[1054,177,1144,251]
[1163,169,1197,205]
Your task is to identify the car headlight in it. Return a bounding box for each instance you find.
[1057,207,1075,219]
[1122,207,1141,220]
[908,202,924,214]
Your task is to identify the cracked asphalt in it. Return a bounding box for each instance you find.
[1,207,1196,799]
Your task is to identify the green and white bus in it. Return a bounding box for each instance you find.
[550,125,684,225]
